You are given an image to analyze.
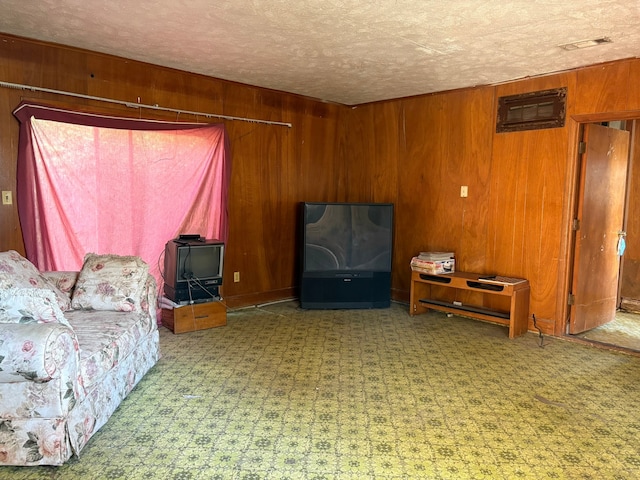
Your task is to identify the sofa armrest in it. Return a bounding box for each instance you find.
[0,322,80,383]
[142,274,158,328]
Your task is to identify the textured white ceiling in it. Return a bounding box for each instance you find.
[1,0,639,105]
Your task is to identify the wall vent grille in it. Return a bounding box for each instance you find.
[496,87,567,133]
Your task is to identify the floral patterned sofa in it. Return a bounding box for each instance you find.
[0,251,160,466]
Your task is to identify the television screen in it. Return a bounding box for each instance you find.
[303,203,393,272]
[176,242,223,284]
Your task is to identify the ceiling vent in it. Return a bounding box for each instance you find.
[496,87,567,133]
[558,37,612,51]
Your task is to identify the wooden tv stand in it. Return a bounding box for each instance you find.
[409,271,530,339]
[161,300,226,334]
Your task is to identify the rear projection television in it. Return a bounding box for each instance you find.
[300,202,394,309]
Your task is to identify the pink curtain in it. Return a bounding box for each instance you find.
[13,102,231,287]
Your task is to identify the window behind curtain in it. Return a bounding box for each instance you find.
[13,102,231,288]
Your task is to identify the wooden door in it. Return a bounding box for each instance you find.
[569,124,630,334]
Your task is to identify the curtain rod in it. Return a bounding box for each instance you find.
[0,80,292,128]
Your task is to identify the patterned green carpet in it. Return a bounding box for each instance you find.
[3,301,640,479]
[572,310,640,352]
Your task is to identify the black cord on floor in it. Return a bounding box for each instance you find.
[532,313,544,348]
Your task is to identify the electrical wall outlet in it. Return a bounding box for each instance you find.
[2,191,12,205]
[234,271,240,283]
[460,186,468,198]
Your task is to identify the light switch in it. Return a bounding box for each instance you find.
[2,191,12,205]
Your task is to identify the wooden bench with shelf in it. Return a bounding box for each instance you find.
[409,271,530,338]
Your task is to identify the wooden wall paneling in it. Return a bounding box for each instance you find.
[84,39,227,117]
[0,89,23,254]
[488,133,525,286]
[489,129,567,322]
[393,88,494,304]
[341,103,367,203]
[221,93,345,307]
[396,94,447,268]
[485,130,526,310]
[0,37,39,254]
[5,34,640,317]
[490,74,575,331]
[438,88,495,309]
[224,119,288,304]
[527,129,567,324]
[574,60,631,115]
[341,102,402,294]
[0,37,79,254]
[628,60,640,112]
[368,102,401,204]
[295,102,346,204]
[395,93,464,303]
[341,103,378,203]
[339,110,378,228]
[256,96,300,298]
[370,102,403,296]
[0,34,350,309]
[438,88,494,274]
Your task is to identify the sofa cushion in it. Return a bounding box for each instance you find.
[71,254,149,312]
[0,251,71,311]
[41,271,79,302]
[64,310,151,390]
[0,288,71,328]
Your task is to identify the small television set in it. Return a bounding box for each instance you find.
[163,238,225,304]
[300,202,394,309]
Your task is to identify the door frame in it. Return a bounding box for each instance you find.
[557,111,639,338]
